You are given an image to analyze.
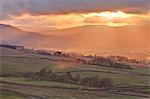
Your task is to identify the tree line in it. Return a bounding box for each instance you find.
[24,68,113,89]
[76,57,132,69]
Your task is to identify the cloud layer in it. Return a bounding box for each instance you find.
[0,0,149,20]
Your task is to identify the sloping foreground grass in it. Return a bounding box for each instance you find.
[0,91,145,99]
[1,56,56,75]
[0,77,144,99]
[0,77,149,99]
[133,66,150,75]
[1,56,149,87]
[1,90,26,99]
[1,81,106,99]
[0,77,80,89]
[71,71,149,86]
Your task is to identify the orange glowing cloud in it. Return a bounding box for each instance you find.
[0,11,149,31]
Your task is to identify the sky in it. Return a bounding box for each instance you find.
[0,0,150,59]
[0,0,150,31]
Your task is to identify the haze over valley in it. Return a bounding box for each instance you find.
[0,24,149,60]
[0,0,150,99]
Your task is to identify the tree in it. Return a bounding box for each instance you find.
[39,68,47,75]
[81,76,99,86]
[99,78,113,88]
[48,69,52,74]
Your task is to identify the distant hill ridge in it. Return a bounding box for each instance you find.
[0,24,149,59]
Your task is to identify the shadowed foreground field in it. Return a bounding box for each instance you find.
[0,47,150,99]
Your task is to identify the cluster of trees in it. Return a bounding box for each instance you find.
[51,51,83,58]
[25,68,113,88]
[110,62,131,69]
[34,50,83,58]
[2,44,146,65]
[107,55,146,64]
[25,68,81,84]
[0,44,24,50]
[81,77,113,88]
[76,57,132,69]
[33,49,149,65]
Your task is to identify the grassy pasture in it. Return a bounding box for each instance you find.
[1,47,150,99]
[0,77,144,99]
[0,77,81,88]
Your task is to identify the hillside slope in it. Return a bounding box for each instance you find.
[1,24,149,59]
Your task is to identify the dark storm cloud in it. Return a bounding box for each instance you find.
[0,0,149,20]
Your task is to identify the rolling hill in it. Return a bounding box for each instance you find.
[0,24,73,50]
[43,25,149,49]
[0,46,150,99]
[0,24,149,59]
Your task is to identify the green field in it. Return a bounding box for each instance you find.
[1,90,27,99]
[0,77,81,88]
[0,77,146,99]
[0,47,150,99]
